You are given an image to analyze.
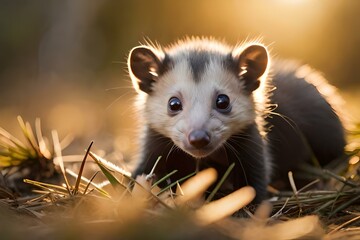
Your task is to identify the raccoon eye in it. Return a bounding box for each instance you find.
[215,94,231,113]
[168,97,183,114]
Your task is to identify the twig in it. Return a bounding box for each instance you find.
[328,215,360,234]
[288,171,303,216]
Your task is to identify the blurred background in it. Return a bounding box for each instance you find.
[0,0,359,162]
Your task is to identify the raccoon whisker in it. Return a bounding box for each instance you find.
[267,111,299,133]
[229,135,265,149]
[223,142,249,186]
[165,143,178,163]
[226,139,263,169]
[105,86,134,91]
[105,91,134,111]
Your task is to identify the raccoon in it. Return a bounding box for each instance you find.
[127,38,346,202]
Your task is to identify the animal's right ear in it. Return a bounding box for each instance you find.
[234,44,268,93]
[128,46,163,94]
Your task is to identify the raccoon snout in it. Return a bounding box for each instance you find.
[188,130,211,149]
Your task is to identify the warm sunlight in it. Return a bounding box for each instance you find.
[0,1,359,239]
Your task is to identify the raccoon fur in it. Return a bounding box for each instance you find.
[127,38,346,202]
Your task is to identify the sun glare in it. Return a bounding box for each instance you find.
[275,0,309,4]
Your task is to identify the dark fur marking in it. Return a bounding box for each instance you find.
[159,54,173,75]
[188,51,210,82]
[224,53,238,74]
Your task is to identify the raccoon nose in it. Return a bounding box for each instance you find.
[188,130,210,148]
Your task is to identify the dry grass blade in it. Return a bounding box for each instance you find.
[242,215,324,239]
[328,215,360,235]
[73,141,93,195]
[35,118,52,159]
[0,118,359,239]
[52,130,71,195]
[176,168,217,205]
[288,171,303,216]
[197,186,255,225]
[0,126,28,152]
[131,176,172,209]
[157,172,196,196]
[83,171,101,195]
[88,151,131,177]
[329,194,360,218]
[23,179,69,195]
[89,151,130,195]
[151,169,178,188]
[147,156,162,178]
[0,116,64,195]
[65,169,110,197]
[0,126,33,165]
[206,162,235,203]
[17,116,40,155]
[324,169,358,187]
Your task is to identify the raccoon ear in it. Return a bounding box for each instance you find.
[236,45,268,92]
[128,46,163,94]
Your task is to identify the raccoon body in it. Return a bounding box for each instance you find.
[127,38,346,202]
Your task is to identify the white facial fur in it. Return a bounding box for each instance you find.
[143,56,256,158]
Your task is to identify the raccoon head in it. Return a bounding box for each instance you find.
[128,39,268,158]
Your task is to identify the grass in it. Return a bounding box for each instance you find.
[0,116,360,239]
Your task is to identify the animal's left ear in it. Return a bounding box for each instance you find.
[235,45,268,92]
[128,46,163,94]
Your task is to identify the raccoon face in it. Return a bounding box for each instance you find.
[128,40,268,158]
